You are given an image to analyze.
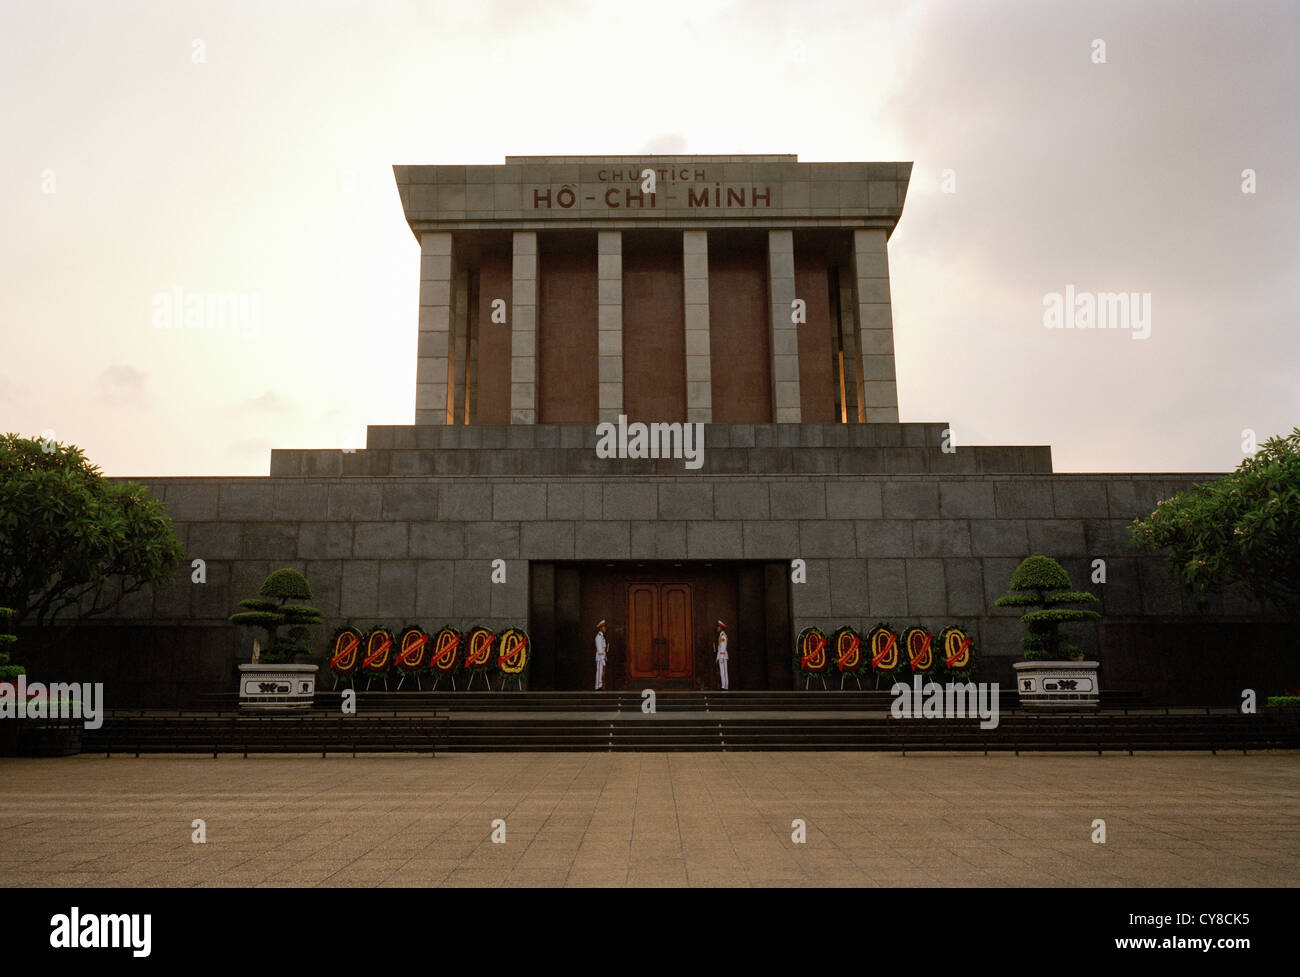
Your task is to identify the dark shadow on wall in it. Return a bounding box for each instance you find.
[15,626,242,709]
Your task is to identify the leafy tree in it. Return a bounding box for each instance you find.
[0,434,185,629]
[995,555,1100,660]
[230,568,323,663]
[1130,428,1300,617]
[0,607,21,681]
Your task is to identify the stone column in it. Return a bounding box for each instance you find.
[510,231,538,424]
[466,273,479,424]
[451,268,469,424]
[838,261,863,422]
[852,229,899,423]
[767,230,800,423]
[683,231,711,423]
[415,231,453,424]
[597,231,622,422]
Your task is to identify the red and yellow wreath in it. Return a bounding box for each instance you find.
[795,627,829,673]
[938,625,975,674]
[903,626,936,673]
[464,626,497,672]
[362,627,394,674]
[395,626,430,673]
[328,626,362,678]
[868,624,900,673]
[832,626,864,674]
[497,628,528,675]
[430,627,461,674]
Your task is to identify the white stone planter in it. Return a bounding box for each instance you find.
[1013,660,1100,708]
[238,663,318,711]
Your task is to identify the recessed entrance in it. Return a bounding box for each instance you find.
[527,560,793,691]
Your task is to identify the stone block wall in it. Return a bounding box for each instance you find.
[37,423,1278,706]
[20,420,1279,701]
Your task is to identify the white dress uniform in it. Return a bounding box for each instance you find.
[716,626,729,690]
[595,625,607,691]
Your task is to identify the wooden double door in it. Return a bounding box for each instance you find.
[626,582,694,684]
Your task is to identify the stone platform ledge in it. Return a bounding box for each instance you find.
[267,424,1053,477]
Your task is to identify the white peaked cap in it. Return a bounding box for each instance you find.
[716,620,726,627]
[596,619,606,628]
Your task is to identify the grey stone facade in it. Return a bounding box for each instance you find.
[50,421,1271,705]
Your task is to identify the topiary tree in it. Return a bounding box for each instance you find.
[229,569,323,664]
[995,555,1100,660]
[0,607,21,682]
[1130,428,1300,618]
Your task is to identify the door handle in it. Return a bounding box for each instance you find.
[652,637,667,669]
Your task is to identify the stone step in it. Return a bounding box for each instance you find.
[192,689,1154,713]
[82,711,1296,754]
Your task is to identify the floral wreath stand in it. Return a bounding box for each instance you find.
[429,628,461,691]
[903,627,937,686]
[797,628,829,691]
[328,628,361,691]
[362,628,394,691]
[394,628,430,691]
[833,628,864,690]
[463,628,496,691]
[939,626,975,680]
[464,671,492,691]
[497,629,528,692]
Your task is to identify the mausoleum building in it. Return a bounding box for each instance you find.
[40,154,1287,705]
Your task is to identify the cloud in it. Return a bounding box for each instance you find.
[877,0,1300,470]
[246,390,292,413]
[0,373,31,407]
[639,133,690,155]
[96,365,149,407]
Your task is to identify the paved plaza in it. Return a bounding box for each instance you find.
[2,752,1297,887]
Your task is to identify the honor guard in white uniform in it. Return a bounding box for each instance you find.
[715,620,729,690]
[594,620,608,691]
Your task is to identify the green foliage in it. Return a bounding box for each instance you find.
[1047,591,1102,605]
[996,555,1100,660]
[229,611,282,629]
[1266,696,1300,708]
[1130,428,1300,617]
[1008,555,1072,592]
[278,604,320,620]
[993,594,1041,608]
[1029,608,1100,624]
[230,568,323,663]
[260,569,313,601]
[0,434,185,630]
[0,606,21,679]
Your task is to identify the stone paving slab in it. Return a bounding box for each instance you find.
[1,753,1296,888]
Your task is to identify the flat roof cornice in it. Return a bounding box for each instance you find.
[393,156,912,239]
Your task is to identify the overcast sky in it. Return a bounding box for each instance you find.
[2,0,1296,476]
